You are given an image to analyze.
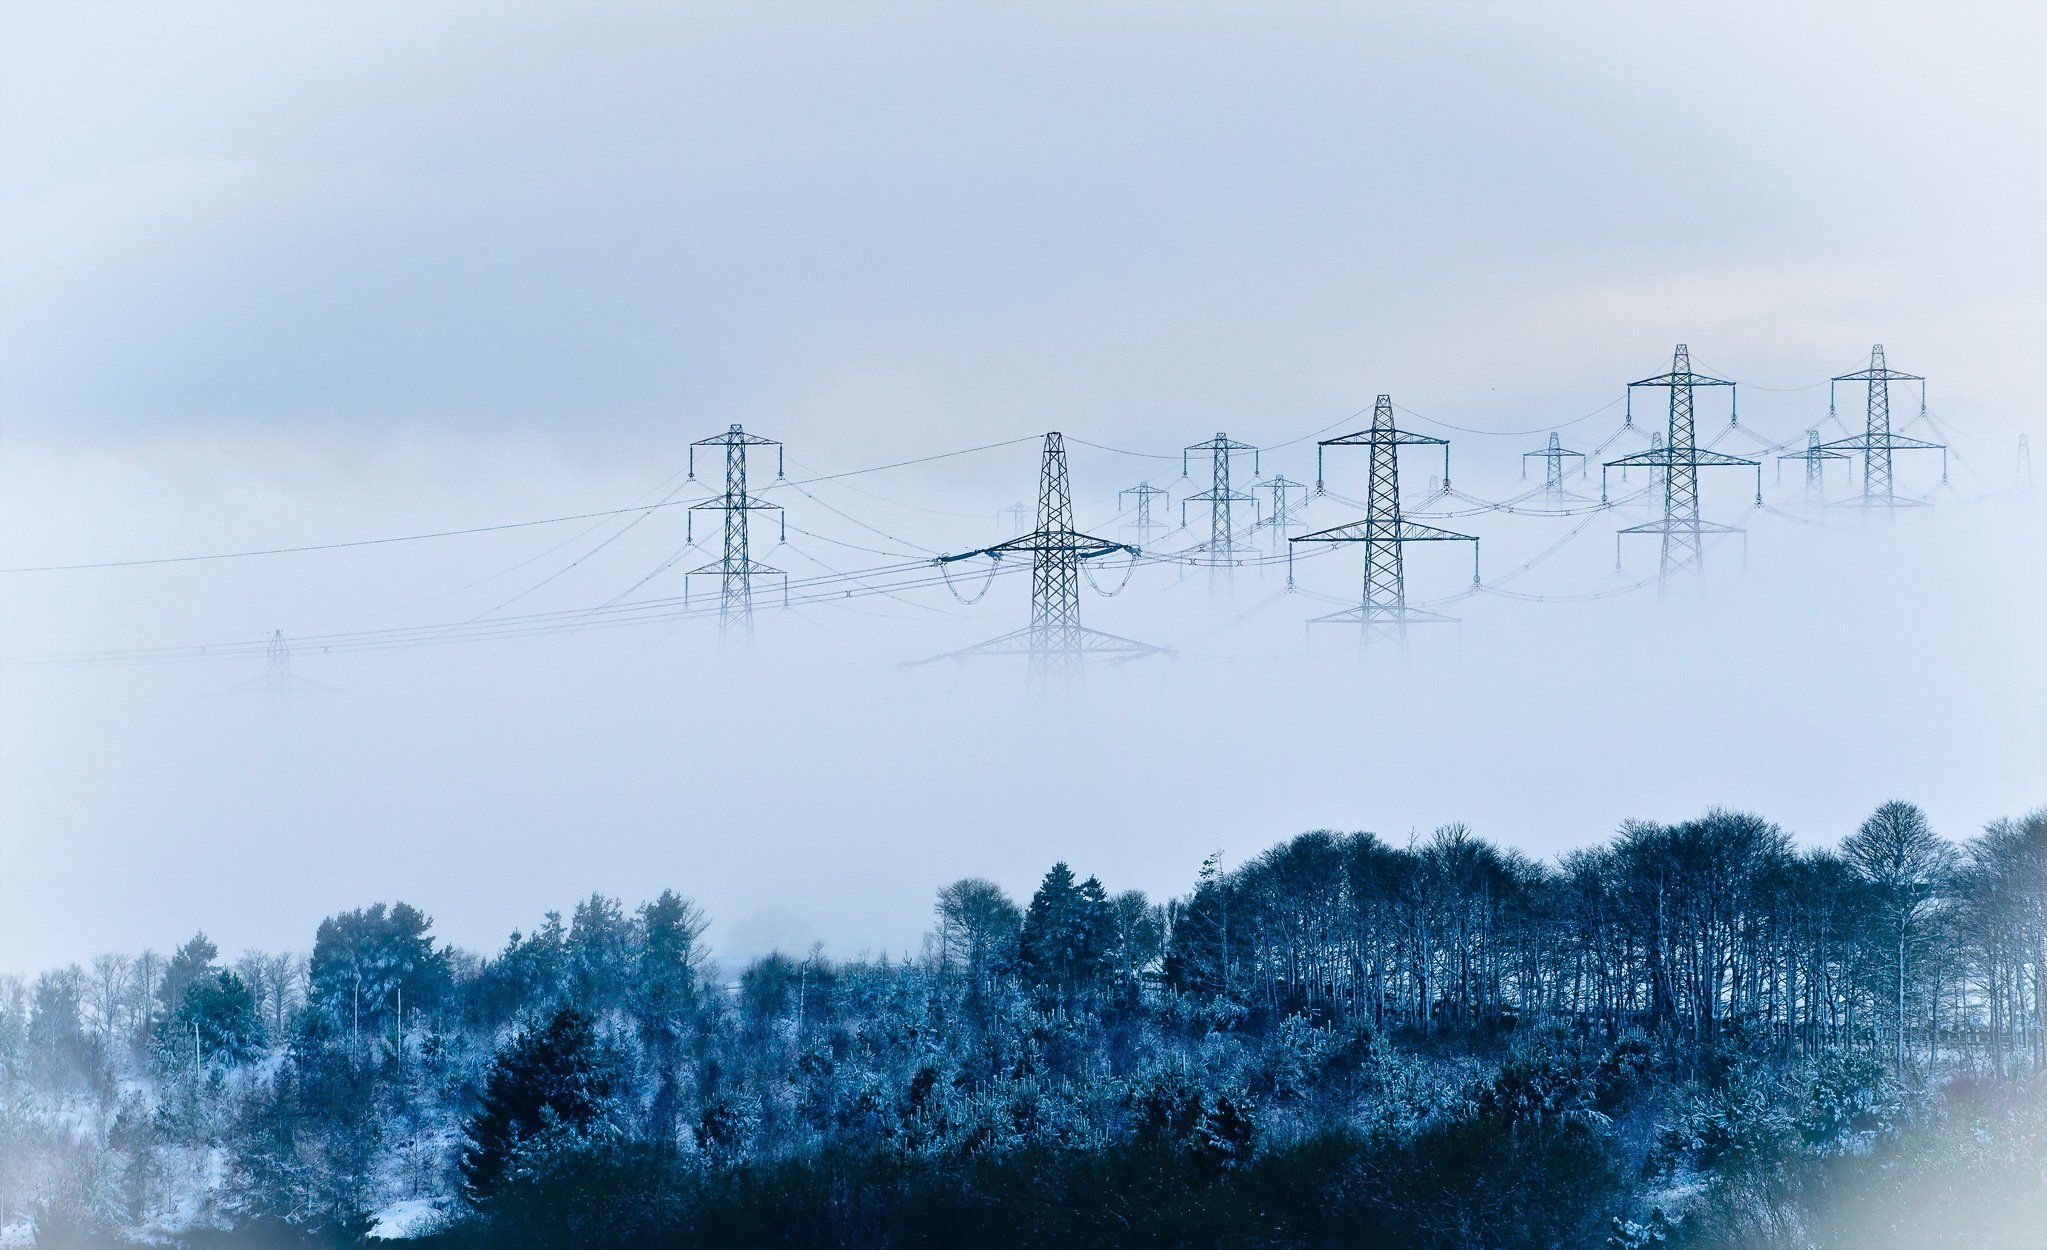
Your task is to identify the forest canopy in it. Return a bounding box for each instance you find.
[3,802,2044,1250]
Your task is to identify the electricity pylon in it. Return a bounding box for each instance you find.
[1291,395,1477,647]
[1778,430,1848,509]
[999,501,1031,535]
[686,424,785,637]
[228,630,330,701]
[1817,344,1944,509]
[1256,475,1310,553]
[1601,345,1760,586]
[1181,433,1259,565]
[1638,431,1667,512]
[1120,482,1168,546]
[2021,435,2034,489]
[1521,432,1588,505]
[929,433,1160,682]
[268,630,295,689]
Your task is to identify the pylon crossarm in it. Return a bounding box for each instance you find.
[1616,519,1745,536]
[690,430,780,446]
[976,531,1133,560]
[934,546,1003,565]
[1604,447,1758,469]
[1814,434,1946,453]
[1291,519,1476,544]
[686,557,784,577]
[1318,429,1447,449]
[1831,367,1924,383]
[1629,370,1733,388]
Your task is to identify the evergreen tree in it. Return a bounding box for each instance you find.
[1017,863,1115,992]
[1165,853,1235,996]
[166,970,266,1065]
[459,1005,613,1203]
[567,893,634,1014]
[26,968,98,1092]
[156,933,219,1024]
[306,901,453,1037]
[635,891,708,1137]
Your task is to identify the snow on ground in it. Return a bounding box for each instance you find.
[371,1198,451,1241]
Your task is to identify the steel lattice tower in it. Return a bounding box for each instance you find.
[1181,433,1258,564]
[1645,431,1666,511]
[1522,432,1587,505]
[930,433,1160,682]
[1257,475,1310,552]
[2021,435,2033,489]
[1120,482,1168,546]
[1292,395,1477,647]
[1602,345,1759,585]
[1778,430,1848,509]
[1817,344,1944,509]
[686,424,785,637]
[266,630,291,689]
[227,629,330,701]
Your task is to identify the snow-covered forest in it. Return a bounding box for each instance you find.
[6,801,2045,1249]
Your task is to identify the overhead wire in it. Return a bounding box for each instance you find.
[2,433,1038,575]
[1390,394,1624,438]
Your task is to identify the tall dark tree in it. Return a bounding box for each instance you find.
[27,967,98,1091]
[166,971,265,1066]
[1166,852,1238,997]
[156,933,219,1024]
[1018,863,1115,992]
[634,891,708,1135]
[459,1005,613,1203]
[567,893,634,1014]
[306,902,452,1041]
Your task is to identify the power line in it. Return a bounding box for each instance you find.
[1,434,1038,575]
[1392,394,1624,438]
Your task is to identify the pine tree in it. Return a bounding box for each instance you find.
[459,1005,612,1203]
[168,971,266,1064]
[1017,863,1114,992]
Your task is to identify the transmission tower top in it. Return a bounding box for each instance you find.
[1314,400,1450,492]
[1522,431,1588,503]
[226,629,331,699]
[1815,344,1943,509]
[1602,345,1759,585]
[686,423,786,636]
[922,432,1160,681]
[1182,433,1259,565]
[1119,482,1169,545]
[1292,395,1477,646]
[688,423,784,478]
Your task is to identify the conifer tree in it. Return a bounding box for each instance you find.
[459,1005,612,1202]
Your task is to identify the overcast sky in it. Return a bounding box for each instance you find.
[2,1,2043,975]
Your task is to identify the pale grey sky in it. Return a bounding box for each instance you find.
[2,1,2042,973]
